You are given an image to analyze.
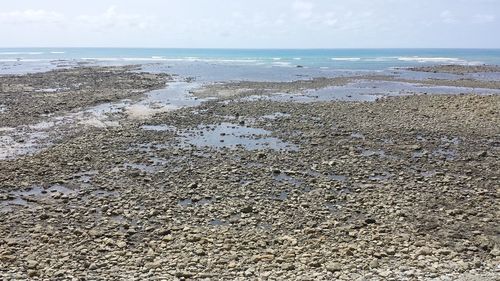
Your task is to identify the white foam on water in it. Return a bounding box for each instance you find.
[331,57,361,61]
[50,51,65,54]
[397,57,467,63]
[272,61,293,67]
[0,52,44,55]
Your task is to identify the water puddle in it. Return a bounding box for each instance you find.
[209,219,228,226]
[360,148,386,157]
[34,87,70,93]
[179,122,299,151]
[240,79,500,103]
[421,170,437,177]
[73,170,98,183]
[432,149,457,160]
[127,82,202,119]
[330,175,348,181]
[178,197,214,207]
[90,189,119,198]
[271,191,289,201]
[441,136,460,145]
[351,132,365,139]
[274,173,303,186]
[0,81,203,160]
[1,185,77,211]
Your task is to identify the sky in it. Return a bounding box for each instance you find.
[0,0,499,48]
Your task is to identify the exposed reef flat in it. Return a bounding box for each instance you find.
[0,66,170,127]
[0,66,499,280]
[406,64,500,75]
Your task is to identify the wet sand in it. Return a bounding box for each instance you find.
[0,66,499,280]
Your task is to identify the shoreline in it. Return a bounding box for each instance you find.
[0,65,499,280]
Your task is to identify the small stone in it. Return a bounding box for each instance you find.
[27,270,38,277]
[241,206,253,213]
[325,262,342,272]
[175,271,194,278]
[417,246,432,256]
[39,213,49,220]
[163,235,174,242]
[477,151,487,157]
[281,263,295,270]
[489,246,500,257]
[365,218,376,224]
[27,260,38,269]
[89,263,98,270]
[369,259,379,268]
[386,247,396,255]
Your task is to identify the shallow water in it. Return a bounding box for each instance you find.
[0,81,200,160]
[238,79,500,103]
[0,185,77,212]
[179,122,299,151]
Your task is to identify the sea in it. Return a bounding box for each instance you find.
[1,48,500,81]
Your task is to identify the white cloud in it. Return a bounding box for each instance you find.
[472,14,495,23]
[0,9,65,24]
[292,0,314,20]
[76,6,155,31]
[440,10,457,24]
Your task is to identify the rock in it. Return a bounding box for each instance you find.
[281,263,295,270]
[39,213,50,220]
[369,259,379,268]
[89,263,98,270]
[241,206,253,213]
[490,246,500,257]
[477,151,487,157]
[162,235,174,242]
[417,246,433,256]
[175,271,194,278]
[27,270,38,277]
[385,247,396,255]
[325,262,342,272]
[27,260,38,269]
[364,218,376,224]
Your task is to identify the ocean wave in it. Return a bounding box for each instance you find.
[364,57,397,62]
[0,52,44,55]
[0,58,51,62]
[397,57,465,63]
[81,57,261,63]
[293,57,302,60]
[331,57,361,61]
[272,61,293,67]
[50,51,65,54]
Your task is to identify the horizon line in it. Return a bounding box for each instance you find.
[1,47,500,50]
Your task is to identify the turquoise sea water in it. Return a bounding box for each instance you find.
[1,48,500,80]
[2,48,500,67]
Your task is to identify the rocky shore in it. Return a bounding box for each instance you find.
[0,66,170,127]
[407,64,500,75]
[0,66,499,280]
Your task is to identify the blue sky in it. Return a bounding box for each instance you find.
[0,0,499,48]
